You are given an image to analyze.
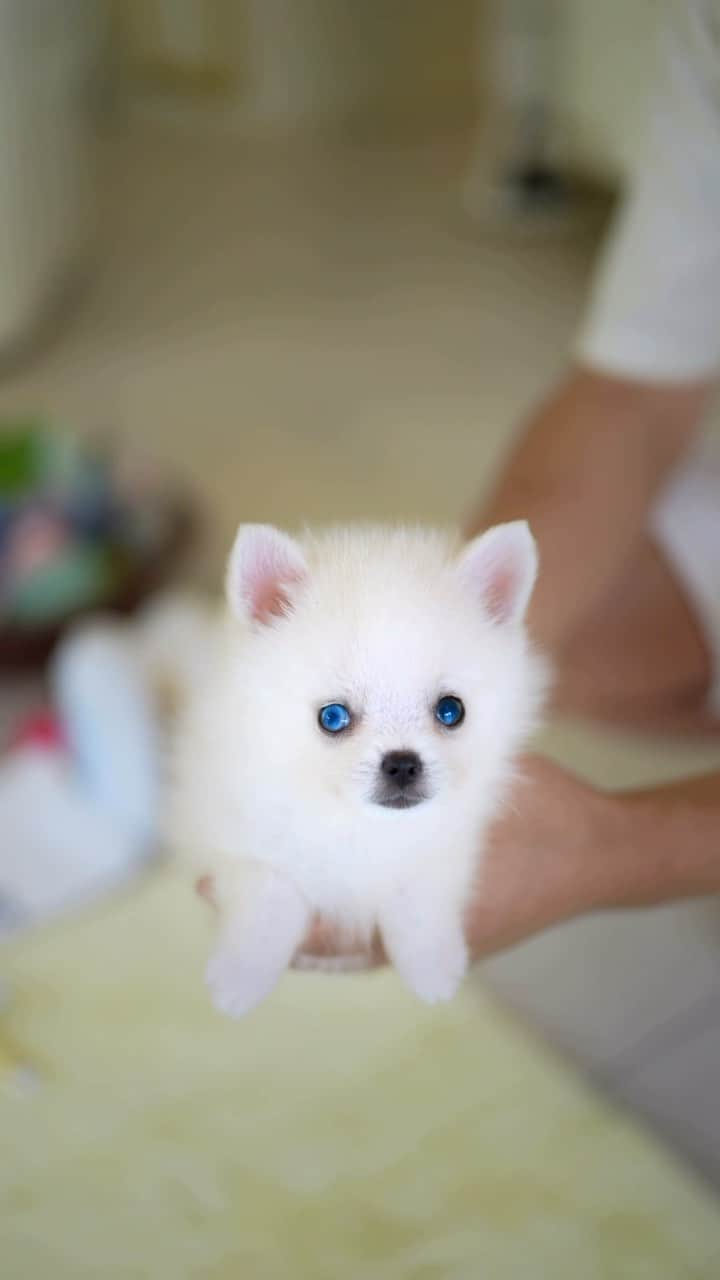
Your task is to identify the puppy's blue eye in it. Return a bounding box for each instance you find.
[435,695,465,728]
[318,703,352,734]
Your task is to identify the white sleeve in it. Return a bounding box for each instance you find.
[576,1,720,383]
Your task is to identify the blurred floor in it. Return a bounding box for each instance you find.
[5,877,720,1278]
[2,123,720,1185]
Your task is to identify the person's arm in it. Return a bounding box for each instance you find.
[601,769,720,900]
[288,757,720,967]
[468,368,709,653]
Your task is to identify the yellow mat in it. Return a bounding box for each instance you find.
[2,870,719,1279]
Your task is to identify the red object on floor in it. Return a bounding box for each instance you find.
[7,710,67,754]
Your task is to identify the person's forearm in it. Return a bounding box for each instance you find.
[597,771,720,911]
[467,366,711,652]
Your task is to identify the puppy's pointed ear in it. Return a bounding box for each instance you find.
[456,521,538,625]
[226,524,307,624]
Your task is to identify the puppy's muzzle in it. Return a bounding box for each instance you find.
[373,750,427,809]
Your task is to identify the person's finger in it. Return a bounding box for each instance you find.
[291,919,387,970]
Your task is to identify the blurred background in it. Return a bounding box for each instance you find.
[2,2,720,1276]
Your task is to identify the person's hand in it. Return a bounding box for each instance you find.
[196,756,616,969]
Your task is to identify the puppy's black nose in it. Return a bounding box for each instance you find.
[381,750,423,790]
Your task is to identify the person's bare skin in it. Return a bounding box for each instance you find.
[469,366,715,730]
[557,534,719,734]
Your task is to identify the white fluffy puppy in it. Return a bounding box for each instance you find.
[168,521,546,1016]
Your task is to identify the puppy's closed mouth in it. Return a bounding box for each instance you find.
[374,794,427,811]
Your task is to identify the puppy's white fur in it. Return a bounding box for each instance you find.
[167,522,546,1016]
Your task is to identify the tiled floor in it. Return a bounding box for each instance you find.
[2,122,719,1183]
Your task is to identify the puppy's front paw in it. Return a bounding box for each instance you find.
[381,888,468,1005]
[204,869,310,1018]
[205,944,281,1018]
[394,932,468,1005]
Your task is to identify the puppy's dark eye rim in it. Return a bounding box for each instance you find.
[318,702,353,734]
[434,694,465,727]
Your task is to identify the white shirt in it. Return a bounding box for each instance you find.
[577,1,720,383]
